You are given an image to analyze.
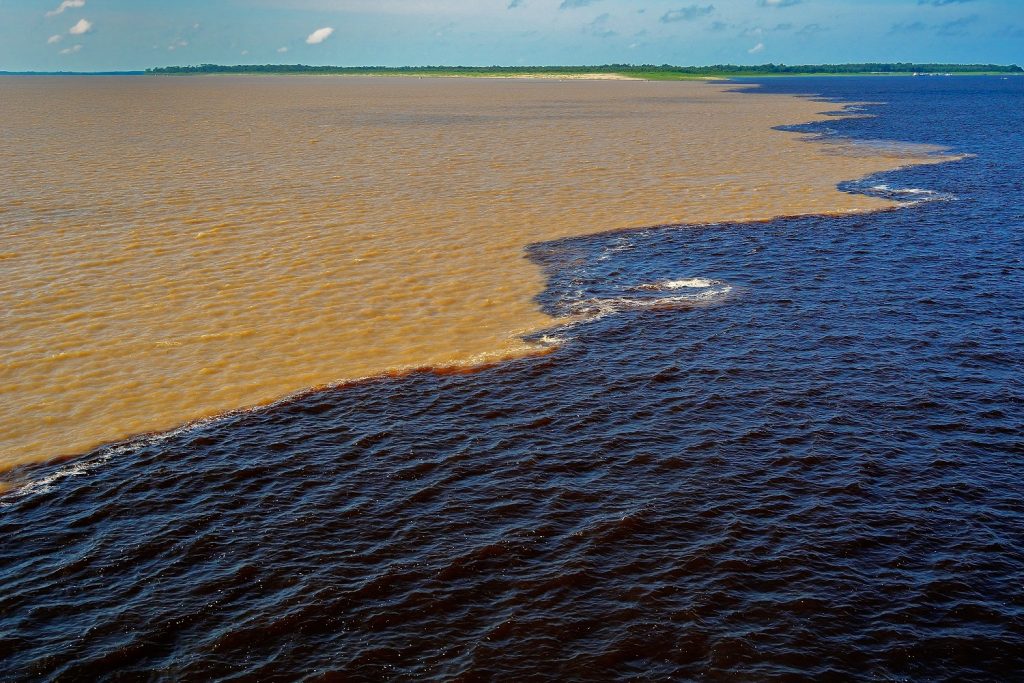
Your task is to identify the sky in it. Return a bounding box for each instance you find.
[0,0,1021,72]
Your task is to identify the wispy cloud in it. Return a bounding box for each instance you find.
[796,23,827,36]
[278,46,290,53]
[740,23,792,37]
[890,14,978,36]
[68,18,92,35]
[59,44,82,55]
[748,41,765,53]
[995,25,1024,39]
[306,26,335,44]
[47,34,63,44]
[45,0,84,17]
[660,4,714,23]
[936,14,978,36]
[889,21,927,34]
[584,13,617,38]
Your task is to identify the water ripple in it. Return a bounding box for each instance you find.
[2,76,1023,680]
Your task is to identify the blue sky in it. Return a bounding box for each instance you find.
[1,0,1021,71]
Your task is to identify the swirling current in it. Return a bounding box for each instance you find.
[2,77,1022,680]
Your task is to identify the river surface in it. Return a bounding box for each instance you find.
[0,76,938,471]
[2,76,1022,680]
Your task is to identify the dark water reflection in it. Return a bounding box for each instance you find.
[2,77,1023,680]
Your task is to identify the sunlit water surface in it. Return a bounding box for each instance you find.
[1,77,1022,680]
[0,76,942,470]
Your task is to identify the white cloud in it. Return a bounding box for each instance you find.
[47,34,63,44]
[45,0,84,17]
[748,41,765,53]
[265,1,495,16]
[68,18,92,35]
[278,46,289,53]
[306,27,335,44]
[660,4,715,23]
[59,44,82,54]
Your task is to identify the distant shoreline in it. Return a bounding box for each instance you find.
[145,63,1024,80]
[2,63,1021,79]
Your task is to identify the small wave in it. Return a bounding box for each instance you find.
[630,277,719,291]
[1,451,117,506]
[536,334,569,347]
[662,278,717,290]
[596,237,637,262]
[871,184,931,195]
[863,183,957,204]
[0,416,229,506]
[568,281,733,319]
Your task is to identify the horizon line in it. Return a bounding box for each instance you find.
[3,61,1022,77]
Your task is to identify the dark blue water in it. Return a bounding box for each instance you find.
[2,77,1022,680]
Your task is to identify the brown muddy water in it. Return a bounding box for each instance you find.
[0,76,945,470]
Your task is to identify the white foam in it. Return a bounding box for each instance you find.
[569,283,733,320]
[537,334,568,346]
[663,278,716,289]
[1,451,114,505]
[631,278,722,292]
[869,183,955,203]
[0,415,225,506]
[597,237,637,261]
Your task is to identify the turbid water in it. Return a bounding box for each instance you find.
[2,76,1022,680]
[0,76,947,471]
